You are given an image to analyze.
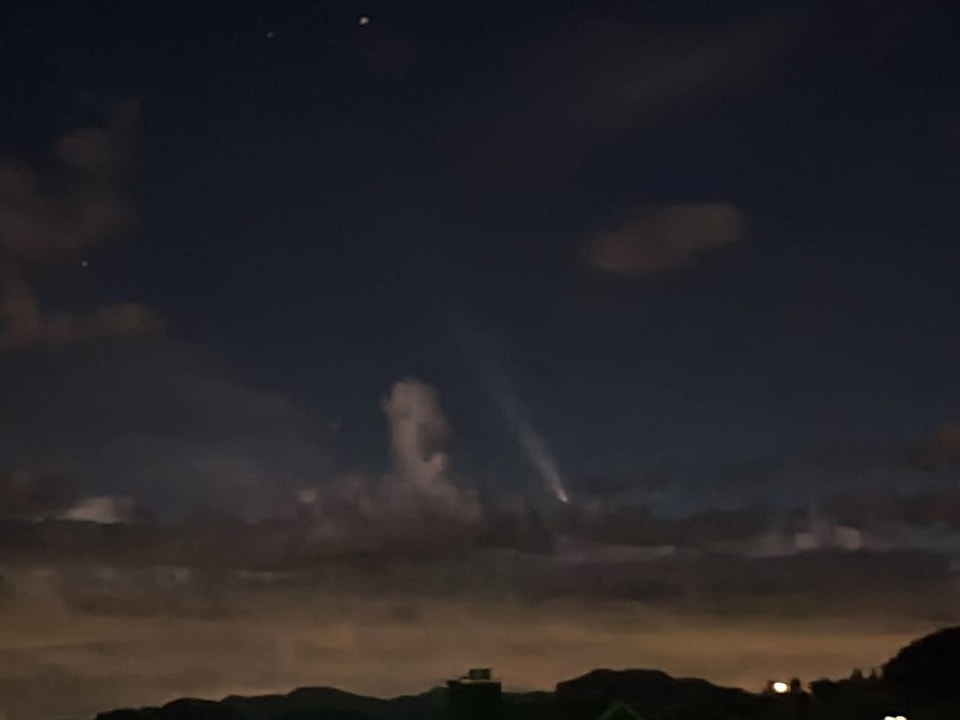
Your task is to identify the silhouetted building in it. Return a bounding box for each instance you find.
[448,668,502,720]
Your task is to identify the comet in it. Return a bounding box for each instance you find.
[457,326,570,505]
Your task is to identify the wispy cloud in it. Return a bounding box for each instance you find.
[452,9,799,190]
[584,202,743,274]
[931,425,960,463]
[0,101,157,347]
[0,101,138,264]
[910,424,960,470]
[0,261,160,349]
[519,13,793,142]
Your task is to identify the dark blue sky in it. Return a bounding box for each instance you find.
[1,0,959,513]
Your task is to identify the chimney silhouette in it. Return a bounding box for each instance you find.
[447,668,502,720]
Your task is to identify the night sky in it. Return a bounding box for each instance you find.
[2,0,959,515]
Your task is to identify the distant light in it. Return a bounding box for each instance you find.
[81,260,89,268]
[359,15,371,25]
[266,30,275,39]
[772,682,789,694]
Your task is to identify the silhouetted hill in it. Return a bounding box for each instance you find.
[882,625,960,707]
[87,627,960,720]
[95,687,450,720]
[91,671,753,720]
[222,687,394,720]
[556,669,756,720]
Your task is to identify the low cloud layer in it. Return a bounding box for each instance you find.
[585,203,743,274]
[380,379,481,521]
[0,341,330,519]
[292,380,483,547]
[0,343,483,530]
[0,561,955,720]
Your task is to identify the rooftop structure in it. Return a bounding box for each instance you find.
[448,668,502,720]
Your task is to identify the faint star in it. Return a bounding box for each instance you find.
[81,260,89,268]
[358,15,371,26]
[266,31,275,39]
